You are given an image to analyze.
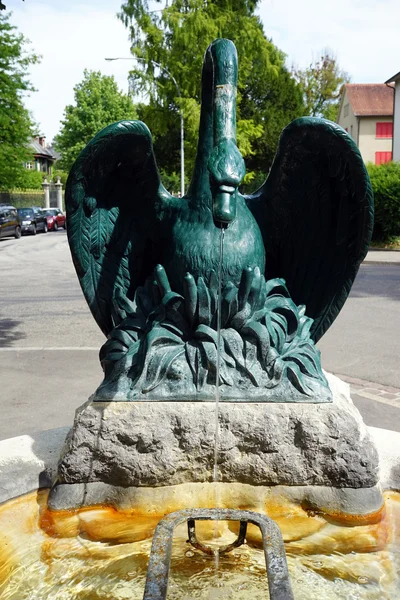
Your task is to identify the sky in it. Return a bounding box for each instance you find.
[7,0,400,143]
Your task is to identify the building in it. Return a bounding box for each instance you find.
[337,84,394,165]
[385,72,400,161]
[25,136,59,174]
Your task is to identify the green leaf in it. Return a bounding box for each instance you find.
[183,273,198,326]
[198,341,233,386]
[221,328,245,367]
[185,341,198,382]
[286,364,315,396]
[195,324,218,345]
[161,322,185,338]
[221,283,238,328]
[197,277,211,326]
[109,327,139,348]
[144,326,183,350]
[265,278,290,298]
[269,357,284,386]
[161,291,184,309]
[230,303,252,330]
[241,321,270,365]
[141,346,185,393]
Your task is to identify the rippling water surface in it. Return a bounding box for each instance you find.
[0,490,399,599]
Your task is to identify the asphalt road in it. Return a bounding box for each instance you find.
[0,231,399,440]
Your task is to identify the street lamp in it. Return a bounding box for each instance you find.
[105,56,185,197]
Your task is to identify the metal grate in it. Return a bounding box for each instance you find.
[143,508,294,600]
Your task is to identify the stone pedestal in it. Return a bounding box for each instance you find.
[49,373,383,517]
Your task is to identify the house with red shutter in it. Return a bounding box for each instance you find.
[337,84,394,165]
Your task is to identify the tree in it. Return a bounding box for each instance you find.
[293,51,350,121]
[118,0,304,187]
[55,70,137,172]
[0,11,39,190]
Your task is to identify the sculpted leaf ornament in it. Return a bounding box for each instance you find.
[97,266,330,401]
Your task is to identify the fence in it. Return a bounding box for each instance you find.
[0,190,44,209]
[0,186,65,210]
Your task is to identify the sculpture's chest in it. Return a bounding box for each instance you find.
[162,204,265,290]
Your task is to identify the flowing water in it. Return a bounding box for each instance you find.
[213,226,225,578]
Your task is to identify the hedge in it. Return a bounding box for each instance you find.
[367,161,400,240]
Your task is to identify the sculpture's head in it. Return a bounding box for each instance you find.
[201,39,246,225]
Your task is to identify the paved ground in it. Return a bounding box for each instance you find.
[318,262,400,388]
[0,231,399,439]
[364,249,400,264]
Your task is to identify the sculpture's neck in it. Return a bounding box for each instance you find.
[187,39,240,210]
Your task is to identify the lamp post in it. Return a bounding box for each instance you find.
[105,56,185,197]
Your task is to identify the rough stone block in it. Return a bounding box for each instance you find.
[53,374,379,494]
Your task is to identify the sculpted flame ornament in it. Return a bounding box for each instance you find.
[66,39,373,402]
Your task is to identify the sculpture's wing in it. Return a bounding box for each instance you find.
[66,120,167,337]
[245,117,374,343]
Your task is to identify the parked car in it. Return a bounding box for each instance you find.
[0,204,21,239]
[17,207,48,235]
[40,208,66,231]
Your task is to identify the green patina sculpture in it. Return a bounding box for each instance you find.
[66,39,373,402]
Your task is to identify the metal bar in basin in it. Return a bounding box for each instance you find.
[142,508,294,600]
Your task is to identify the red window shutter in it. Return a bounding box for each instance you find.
[376,122,393,138]
[375,151,392,165]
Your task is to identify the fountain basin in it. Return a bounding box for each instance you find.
[1,413,400,598]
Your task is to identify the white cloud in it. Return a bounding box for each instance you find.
[12,0,132,142]
[9,0,400,141]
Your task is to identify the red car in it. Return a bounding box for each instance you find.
[41,209,67,231]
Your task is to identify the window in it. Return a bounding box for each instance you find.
[344,103,349,117]
[375,151,392,165]
[376,122,393,138]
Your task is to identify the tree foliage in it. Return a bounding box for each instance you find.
[14,168,44,190]
[293,51,350,121]
[55,70,137,172]
[0,11,39,190]
[118,0,304,188]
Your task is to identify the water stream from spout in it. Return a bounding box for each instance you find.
[213,225,225,580]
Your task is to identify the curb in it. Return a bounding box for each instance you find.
[368,248,400,252]
[363,259,400,266]
[336,373,400,395]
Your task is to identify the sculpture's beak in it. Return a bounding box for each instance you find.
[213,185,237,224]
[207,39,245,225]
[209,139,245,224]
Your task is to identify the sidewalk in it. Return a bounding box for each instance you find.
[364,249,400,265]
